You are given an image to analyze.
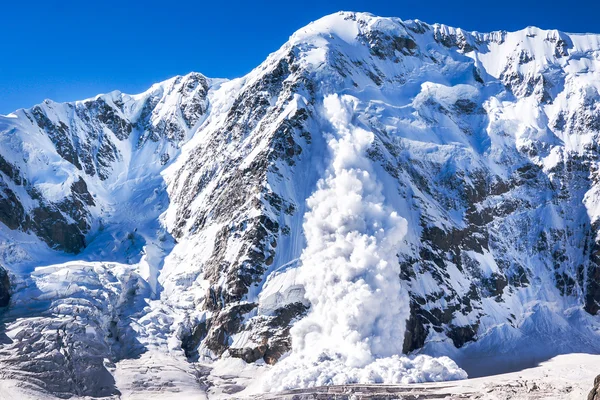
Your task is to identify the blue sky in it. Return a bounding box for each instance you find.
[1,0,598,114]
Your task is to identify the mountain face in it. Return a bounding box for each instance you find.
[2,10,600,397]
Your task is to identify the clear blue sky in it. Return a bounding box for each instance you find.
[1,0,598,114]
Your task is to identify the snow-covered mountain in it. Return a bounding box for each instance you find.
[2,11,600,398]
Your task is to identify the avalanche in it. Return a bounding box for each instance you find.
[263,94,466,391]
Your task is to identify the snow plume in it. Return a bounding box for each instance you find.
[265,94,467,391]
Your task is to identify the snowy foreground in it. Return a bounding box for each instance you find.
[252,354,600,399]
[0,353,596,399]
[129,353,600,399]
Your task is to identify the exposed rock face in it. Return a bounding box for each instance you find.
[0,266,9,307]
[589,375,600,400]
[1,10,600,398]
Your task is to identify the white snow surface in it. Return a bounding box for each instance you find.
[256,353,600,400]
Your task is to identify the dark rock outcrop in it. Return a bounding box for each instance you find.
[0,266,9,307]
[589,375,600,400]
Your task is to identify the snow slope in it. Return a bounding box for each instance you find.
[1,10,600,398]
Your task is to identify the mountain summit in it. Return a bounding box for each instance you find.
[1,11,600,398]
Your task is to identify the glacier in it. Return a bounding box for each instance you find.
[1,10,600,398]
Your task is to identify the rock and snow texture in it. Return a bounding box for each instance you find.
[1,10,600,398]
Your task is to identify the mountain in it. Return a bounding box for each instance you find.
[1,10,600,398]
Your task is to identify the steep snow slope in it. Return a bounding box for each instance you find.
[2,10,600,398]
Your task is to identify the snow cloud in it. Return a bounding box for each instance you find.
[265,94,466,391]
